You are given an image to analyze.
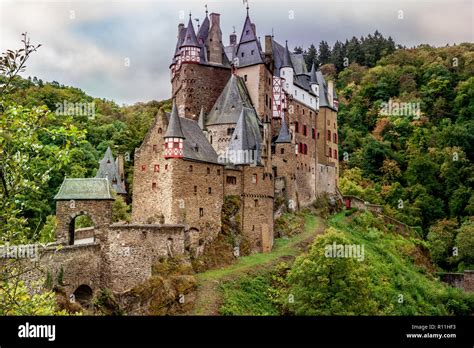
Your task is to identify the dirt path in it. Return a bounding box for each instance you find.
[189,214,327,315]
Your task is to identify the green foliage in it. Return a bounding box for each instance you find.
[286,227,379,315]
[112,194,131,223]
[427,219,458,267]
[219,273,279,316]
[455,221,474,265]
[338,43,474,237]
[282,212,474,315]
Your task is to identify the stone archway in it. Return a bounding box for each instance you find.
[68,211,97,246]
[73,284,93,308]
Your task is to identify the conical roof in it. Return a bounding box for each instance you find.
[239,14,257,44]
[197,14,210,44]
[164,102,185,139]
[310,61,318,85]
[198,107,205,130]
[281,41,293,68]
[275,115,291,143]
[181,15,199,48]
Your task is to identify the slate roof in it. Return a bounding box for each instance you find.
[197,15,210,45]
[275,115,291,143]
[205,74,256,126]
[54,178,115,200]
[198,107,205,130]
[181,16,200,48]
[316,70,331,108]
[95,147,127,194]
[226,107,262,165]
[309,62,318,85]
[164,102,185,139]
[235,14,263,67]
[165,113,220,164]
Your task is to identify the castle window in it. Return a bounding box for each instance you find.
[303,125,307,136]
[246,30,250,35]
[208,187,212,194]
[154,164,160,172]
[295,122,299,133]
[251,49,255,55]
[227,128,235,136]
[244,75,248,82]
[199,208,204,217]
[141,165,146,171]
[328,147,332,157]
[152,182,157,190]
[153,145,157,152]
[217,169,221,175]
[189,165,193,172]
[327,130,331,140]
[165,164,168,171]
[312,128,315,139]
[280,148,285,155]
[334,133,338,144]
[317,131,320,139]
[226,176,237,185]
[158,128,162,134]
[207,167,210,174]
[252,174,258,184]
[334,149,338,159]
[254,199,258,207]
[304,144,308,155]
[194,186,197,194]
[241,52,244,57]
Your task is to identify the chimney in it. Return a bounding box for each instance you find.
[251,23,256,36]
[230,33,237,46]
[210,12,220,27]
[208,13,223,64]
[177,23,184,37]
[265,35,273,55]
[327,80,334,107]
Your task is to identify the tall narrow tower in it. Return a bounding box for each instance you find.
[164,102,185,158]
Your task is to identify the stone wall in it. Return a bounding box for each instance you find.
[171,63,231,120]
[171,159,224,245]
[463,270,474,292]
[316,106,339,186]
[55,199,114,245]
[132,112,174,224]
[273,141,297,208]
[287,97,318,206]
[316,163,337,196]
[241,165,274,253]
[105,224,185,292]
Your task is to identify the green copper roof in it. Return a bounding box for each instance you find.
[54,178,115,200]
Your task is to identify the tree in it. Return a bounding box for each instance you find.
[304,44,317,70]
[318,41,331,66]
[286,228,379,315]
[455,221,474,266]
[427,219,458,266]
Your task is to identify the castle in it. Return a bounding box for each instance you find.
[22,6,340,303]
[132,7,339,254]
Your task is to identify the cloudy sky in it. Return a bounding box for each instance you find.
[0,0,472,104]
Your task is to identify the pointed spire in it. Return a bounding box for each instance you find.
[164,101,185,139]
[181,13,200,48]
[310,61,318,85]
[282,40,293,68]
[198,107,205,130]
[239,8,257,44]
[275,115,291,143]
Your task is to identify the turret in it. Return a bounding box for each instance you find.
[164,102,185,158]
[281,41,293,89]
[179,14,201,64]
[207,13,223,64]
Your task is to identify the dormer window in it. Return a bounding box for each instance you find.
[246,30,250,35]
[251,50,255,55]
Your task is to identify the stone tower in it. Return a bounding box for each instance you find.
[170,11,231,120]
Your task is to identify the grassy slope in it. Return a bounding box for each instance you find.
[190,214,323,315]
[328,211,473,315]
